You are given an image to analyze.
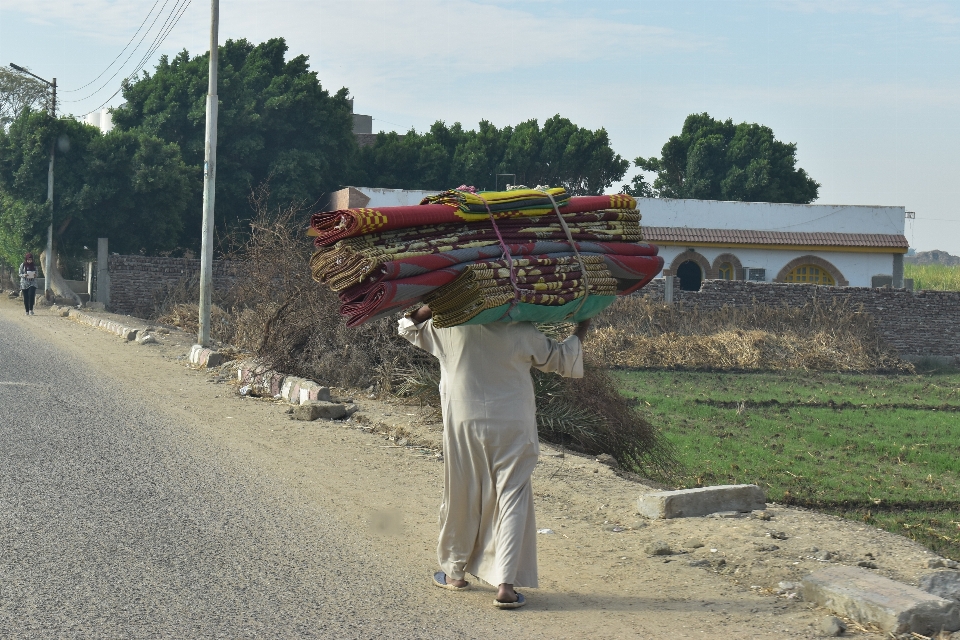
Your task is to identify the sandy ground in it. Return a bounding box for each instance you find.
[5,295,952,639]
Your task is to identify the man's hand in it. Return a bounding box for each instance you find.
[409,304,432,323]
[574,319,591,342]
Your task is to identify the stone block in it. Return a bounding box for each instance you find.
[237,360,261,382]
[189,344,224,367]
[280,377,305,403]
[637,484,766,519]
[920,570,960,602]
[802,565,960,635]
[293,401,347,421]
[298,381,332,404]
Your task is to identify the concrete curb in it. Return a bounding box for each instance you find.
[67,308,142,342]
[637,484,766,519]
[237,360,331,406]
[189,344,224,367]
[802,565,960,635]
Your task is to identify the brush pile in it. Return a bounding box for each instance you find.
[308,187,664,327]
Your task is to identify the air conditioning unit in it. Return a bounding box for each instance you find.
[745,268,766,282]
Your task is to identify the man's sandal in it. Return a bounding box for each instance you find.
[494,593,526,609]
[433,571,470,591]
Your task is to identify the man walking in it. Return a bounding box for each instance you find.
[399,305,588,608]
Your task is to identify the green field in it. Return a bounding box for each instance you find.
[617,369,960,559]
[905,263,960,291]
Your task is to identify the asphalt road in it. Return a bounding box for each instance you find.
[0,306,519,639]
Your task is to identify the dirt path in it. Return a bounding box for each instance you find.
[5,297,948,639]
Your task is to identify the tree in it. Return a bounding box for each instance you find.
[112,38,356,249]
[630,113,820,203]
[357,116,629,195]
[0,67,49,129]
[0,109,191,268]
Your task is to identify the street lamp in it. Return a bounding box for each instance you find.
[198,0,219,347]
[9,63,56,299]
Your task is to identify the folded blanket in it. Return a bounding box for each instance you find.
[309,194,639,245]
[313,231,650,291]
[335,209,641,249]
[420,187,570,213]
[460,295,618,327]
[428,276,620,327]
[325,241,658,290]
[340,254,608,326]
[339,252,662,327]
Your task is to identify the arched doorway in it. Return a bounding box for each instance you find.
[677,260,703,291]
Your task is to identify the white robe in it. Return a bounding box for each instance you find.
[398,318,583,587]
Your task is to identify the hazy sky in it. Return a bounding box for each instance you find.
[2,0,958,253]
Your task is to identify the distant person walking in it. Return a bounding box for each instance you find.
[19,253,38,315]
[399,304,588,608]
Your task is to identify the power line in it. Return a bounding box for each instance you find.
[61,0,163,94]
[63,0,177,104]
[129,0,192,82]
[80,0,192,117]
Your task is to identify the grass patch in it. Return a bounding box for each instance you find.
[617,369,960,559]
[905,263,960,291]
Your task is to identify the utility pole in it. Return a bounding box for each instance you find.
[9,63,55,298]
[197,0,219,346]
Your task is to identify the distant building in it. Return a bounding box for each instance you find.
[326,186,439,211]
[348,99,379,148]
[84,108,114,134]
[639,198,909,289]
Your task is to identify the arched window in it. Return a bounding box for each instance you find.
[677,260,703,291]
[717,262,734,280]
[784,264,835,285]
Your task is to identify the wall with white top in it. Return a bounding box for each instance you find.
[355,187,440,208]
[636,198,906,236]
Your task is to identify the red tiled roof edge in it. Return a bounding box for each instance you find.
[642,227,909,249]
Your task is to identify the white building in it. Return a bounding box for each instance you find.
[327,186,439,210]
[83,108,114,134]
[638,198,909,289]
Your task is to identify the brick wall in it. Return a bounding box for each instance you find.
[108,255,240,317]
[641,279,960,360]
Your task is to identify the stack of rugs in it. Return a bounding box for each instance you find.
[308,187,663,328]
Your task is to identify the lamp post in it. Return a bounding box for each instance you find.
[197,0,219,347]
[9,63,56,298]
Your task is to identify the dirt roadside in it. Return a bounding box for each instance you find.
[4,297,951,639]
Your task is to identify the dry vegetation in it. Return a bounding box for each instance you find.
[588,295,911,373]
[153,187,423,391]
